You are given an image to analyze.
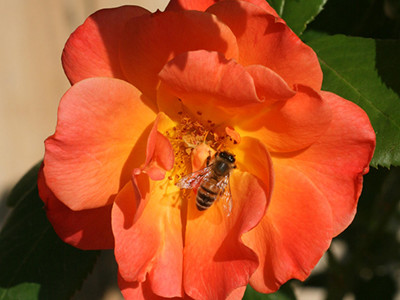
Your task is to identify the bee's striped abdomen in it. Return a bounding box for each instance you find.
[196,178,219,211]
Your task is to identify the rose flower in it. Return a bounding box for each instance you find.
[38,0,376,299]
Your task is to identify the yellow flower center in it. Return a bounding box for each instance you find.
[164,114,236,185]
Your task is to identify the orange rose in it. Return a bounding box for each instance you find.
[38,1,376,299]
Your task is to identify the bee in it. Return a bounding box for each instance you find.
[176,151,236,215]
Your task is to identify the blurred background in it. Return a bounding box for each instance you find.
[1,0,399,299]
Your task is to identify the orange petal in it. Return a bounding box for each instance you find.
[112,180,183,298]
[245,65,296,102]
[225,126,241,144]
[62,6,150,84]
[141,113,175,181]
[38,166,114,250]
[207,1,323,90]
[191,143,213,172]
[119,10,239,100]
[134,112,175,221]
[238,85,332,153]
[273,91,375,236]
[166,0,280,18]
[118,274,195,300]
[243,164,333,293]
[183,171,268,299]
[159,50,261,106]
[158,50,266,126]
[234,136,274,202]
[227,286,247,300]
[43,78,156,211]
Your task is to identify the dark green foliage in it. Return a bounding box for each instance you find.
[0,163,99,300]
[308,36,400,168]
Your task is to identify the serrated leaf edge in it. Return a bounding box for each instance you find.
[315,47,400,168]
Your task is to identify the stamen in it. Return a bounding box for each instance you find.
[165,114,237,184]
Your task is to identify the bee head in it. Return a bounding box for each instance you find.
[218,151,236,163]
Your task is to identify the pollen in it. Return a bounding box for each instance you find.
[164,114,233,184]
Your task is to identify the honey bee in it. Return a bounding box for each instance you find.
[176,151,236,215]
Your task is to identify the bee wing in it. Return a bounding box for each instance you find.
[216,175,233,217]
[176,166,213,189]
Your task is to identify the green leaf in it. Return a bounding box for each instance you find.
[0,165,100,300]
[266,0,285,16]
[243,283,297,300]
[308,35,400,168]
[267,0,327,36]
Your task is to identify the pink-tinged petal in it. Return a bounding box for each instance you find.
[120,10,239,100]
[166,0,279,18]
[158,50,270,127]
[158,51,298,130]
[134,112,175,221]
[38,166,113,250]
[62,6,150,84]
[183,171,268,299]
[159,50,260,106]
[207,1,322,90]
[112,180,183,298]
[191,143,214,172]
[243,164,333,293]
[142,113,175,181]
[273,91,375,236]
[238,85,332,153]
[119,275,195,300]
[225,126,241,144]
[245,65,296,102]
[227,286,247,300]
[43,78,156,211]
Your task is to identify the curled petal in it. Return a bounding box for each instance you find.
[119,10,239,100]
[227,286,247,300]
[191,143,214,172]
[158,50,271,127]
[234,136,274,202]
[273,91,376,236]
[119,277,245,299]
[38,166,113,250]
[183,171,268,299]
[238,85,332,153]
[245,65,296,102]
[112,180,183,298]
[243,164,333,293]
[134,112,175,220]
[43,78,156,211]
[207,1,322,90]
[142,113,175,180]
[158,51,299,129]
[62,6,150,84]
[118,274,185,300]
[225,126,241,144]
[159,50,261,106]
